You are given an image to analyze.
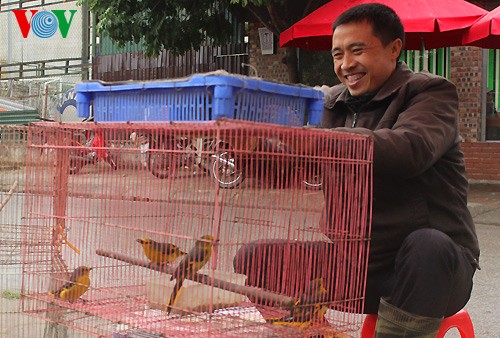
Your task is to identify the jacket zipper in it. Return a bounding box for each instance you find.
[351,112,358,128]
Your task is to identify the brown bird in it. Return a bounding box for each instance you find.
[268,277,329,327]
[290,277,329,323]
[165,235,216,314]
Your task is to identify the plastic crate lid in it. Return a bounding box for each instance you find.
[76,71,324,100]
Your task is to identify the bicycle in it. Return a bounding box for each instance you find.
[211,137,322,190]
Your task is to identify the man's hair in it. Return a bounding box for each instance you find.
[332,3,405,49]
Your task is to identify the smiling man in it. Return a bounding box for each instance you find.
[233,4,480,337]
[321,3,480,337]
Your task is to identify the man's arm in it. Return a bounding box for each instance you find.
[335,76,459,179]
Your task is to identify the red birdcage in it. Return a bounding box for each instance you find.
[21,120,372,337]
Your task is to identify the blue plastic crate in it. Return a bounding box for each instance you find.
[76,73,324,126]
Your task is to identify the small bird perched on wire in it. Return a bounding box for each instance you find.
[268,277,329,327]
[48,266,92,303]
[136,238,187,265]
[165,235,216,315]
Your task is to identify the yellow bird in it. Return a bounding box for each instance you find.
[166,235,216,314]
[48,266,92,303]
[136,238,187,265]
[269,277,329,327]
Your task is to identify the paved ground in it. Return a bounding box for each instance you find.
[460,182,500,338]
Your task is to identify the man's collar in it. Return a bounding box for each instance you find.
[371,61,413,101]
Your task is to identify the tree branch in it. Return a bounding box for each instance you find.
[266,4,288,33]
[303,0,317,17]
[246,4,279,35]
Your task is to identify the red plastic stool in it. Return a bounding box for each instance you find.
[360,309,475,337]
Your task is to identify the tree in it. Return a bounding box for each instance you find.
[229,0,331,83]
[80,0,330,83]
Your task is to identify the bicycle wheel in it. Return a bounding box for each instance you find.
[211,143,245,189]
[148,135,178,179]
[301,164,322,190]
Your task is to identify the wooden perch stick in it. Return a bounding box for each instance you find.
[96,249,295,309]
[0,180,18,213]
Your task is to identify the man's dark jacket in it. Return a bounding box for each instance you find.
[321,62,480,272]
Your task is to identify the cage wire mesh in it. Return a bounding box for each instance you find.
[21,120,373,337]
[0,126,26,276]
[0,125,53,337]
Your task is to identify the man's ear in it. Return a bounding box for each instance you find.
[391,38,403,60]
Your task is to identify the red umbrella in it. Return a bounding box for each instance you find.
[280,0,488,50]
[462,6,500,48]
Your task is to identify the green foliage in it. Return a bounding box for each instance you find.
[230,0,287,6]
[80,0,234,56]
[299,50,340,87]
[78,0,331,83]
[1,289,21,300]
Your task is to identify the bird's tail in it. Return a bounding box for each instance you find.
[47,287,62,298]
[265,316,292,324]
[166,277,184,315]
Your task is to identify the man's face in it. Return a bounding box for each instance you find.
[331,20,402,97]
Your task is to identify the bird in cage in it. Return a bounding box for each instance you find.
[136,238,187,266]
[48,266,92,303]
[165,235,216,314]
[268,277,328,328]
